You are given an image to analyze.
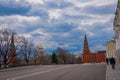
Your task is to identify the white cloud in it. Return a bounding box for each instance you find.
[25,0,45,4]
[62,32,70,37]
[91,44,106,52]
[19,34,32,38]
[0,0,117,53]
[17,15,40,24]
[87,32,95,37]
[48,9,62,19]
[0,15,41,28]
[66,0,116,8]
[0,0,30,8]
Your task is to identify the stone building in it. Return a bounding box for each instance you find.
[82,34,106,63]
[106,40,117,58]
[34,45,47,64]
[113,0,120,63]
[36,45,46,56]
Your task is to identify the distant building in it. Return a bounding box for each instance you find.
[106,40,117,59]
[82,34,106,63]
[113,0,120,63]
[34,45,46,64]
[38,45,46,56]
[35,45,46,58]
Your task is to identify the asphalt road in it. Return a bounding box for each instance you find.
[0,64,106,80]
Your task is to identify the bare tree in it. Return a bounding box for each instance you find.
[55,47,78,64]
[0,28,16,68]
[18,37,34,64]
[56,47,71,64]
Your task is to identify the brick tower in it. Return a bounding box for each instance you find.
[83,34,90,54]
[82,34,106,63]
[8,32,16,66]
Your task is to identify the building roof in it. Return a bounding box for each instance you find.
[83,34,91,54]
[107,39,116,44]
[97,51,106,53]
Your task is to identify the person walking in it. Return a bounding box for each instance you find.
[0,62,1,69]
[106,58,109,65]
[110,57,116,69]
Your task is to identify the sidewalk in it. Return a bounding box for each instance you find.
[106,64,120,80]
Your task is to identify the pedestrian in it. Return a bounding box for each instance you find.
[0,62,1,69]
[110,57,116,69]
[106,58,109,65]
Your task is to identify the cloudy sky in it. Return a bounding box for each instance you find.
[0,0,118,53]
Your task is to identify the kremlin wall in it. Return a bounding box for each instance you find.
[82,34,106,63]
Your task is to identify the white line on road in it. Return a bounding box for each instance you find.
[0,66,34,72]
[7,65,77,80]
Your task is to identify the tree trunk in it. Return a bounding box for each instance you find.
[3,55,7,68]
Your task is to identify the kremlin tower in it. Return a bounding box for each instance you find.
[83,34,90,54]
[8,32,16,66]
[82,34,106,63]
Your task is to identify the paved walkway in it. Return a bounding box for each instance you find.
[106,64,120,80]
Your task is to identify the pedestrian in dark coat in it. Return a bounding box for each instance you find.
[110,57,116,69]
[106,58,109,65]
[0,63,1,69]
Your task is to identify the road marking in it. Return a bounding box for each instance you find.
[0,66,34,72]
[7,65,76,80]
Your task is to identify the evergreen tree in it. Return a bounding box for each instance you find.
[51,51,58,64]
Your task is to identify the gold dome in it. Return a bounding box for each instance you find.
[39,45,44,49]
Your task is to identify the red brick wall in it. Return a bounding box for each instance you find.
[82,54,96,63]
[95,53,106,63]
[82,53,106,63]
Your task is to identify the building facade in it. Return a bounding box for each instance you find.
[106,40,117,58]
[36,45,46,56]
[113,0,120,63]
[34,45,46,64]
[82,34,106,63]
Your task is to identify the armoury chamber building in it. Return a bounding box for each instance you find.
[113,0,120,63]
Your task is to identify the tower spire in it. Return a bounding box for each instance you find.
[8,32,16,65]
[83,34,90,54]
[10,32,15,48]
